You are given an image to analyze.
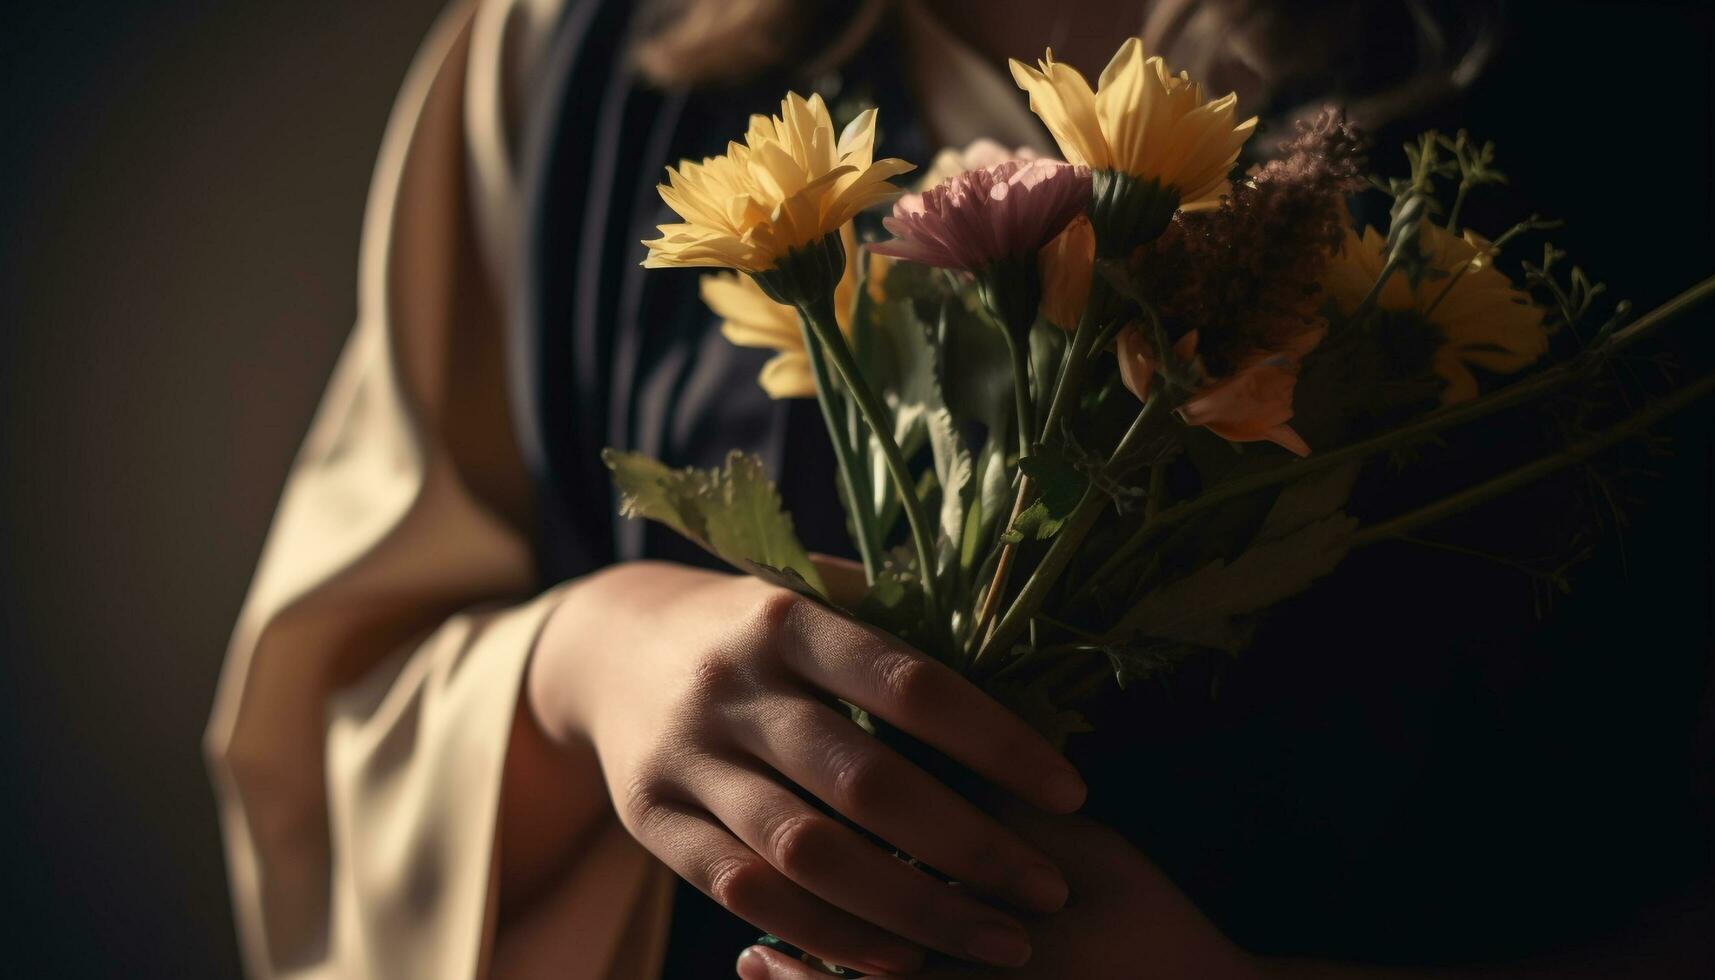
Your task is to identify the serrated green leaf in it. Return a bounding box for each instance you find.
[855,546,941,657]
[740,561,827,603]
[1002,448,1089,543]
[1002,499,1062,545]
[1019,450,1088,512]
[604,449,826,596]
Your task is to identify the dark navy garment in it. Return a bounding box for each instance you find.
[512,3,932,973]
[513,0,931,592]
[510,2,1713,976]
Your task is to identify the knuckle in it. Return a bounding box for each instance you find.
[617,772,669,832]
[829,749,890,816]
[874,653,937,712]
[706,853,771,912]
[767,812,836,879]
[744,589,804,638]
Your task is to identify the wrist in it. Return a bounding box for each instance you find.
[526,564,636,749]
[527,560,713,748]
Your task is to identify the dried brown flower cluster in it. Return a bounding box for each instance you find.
[1130,109,1367,377]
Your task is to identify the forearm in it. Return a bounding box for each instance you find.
[1266,894,1715,980]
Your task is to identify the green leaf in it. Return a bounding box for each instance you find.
[1029,323,1067,423]
[963,443,1012,573]
[1257,463,1360,542]
[855,546,941,658]
[860,295,930,519]
[604,449,827,596]
[877,296,973,579]
[1106,511,1358,651]
[1002,448,1089,543]
[940,293,1017,445]
[861,261,1025,590]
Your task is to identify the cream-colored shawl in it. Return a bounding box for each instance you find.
[204,2,673,976]
[205,2,1043,977]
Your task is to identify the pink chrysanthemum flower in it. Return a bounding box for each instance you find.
[869,159,1092,271]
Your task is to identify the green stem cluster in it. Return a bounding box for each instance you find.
[975,394,1167,669]
[969,296,1109,658]
[799,293,946,630]
[796,318,880,582]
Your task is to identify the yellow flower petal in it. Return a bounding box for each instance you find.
[698,224,861,399]
[1009,51,1111,169]
[1012,41,1254,205]
[644,92,912,273]
[1325,223,1549,404]
[757,352,816,398]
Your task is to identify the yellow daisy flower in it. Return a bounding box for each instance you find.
[1325,223,1549,404]
[643,92,913,274]
[1010,39,1256,255]
[699,224,859,398]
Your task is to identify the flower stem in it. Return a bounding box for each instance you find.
[1039,305,1101,445]
[1001,327,1035,460]
[1085,272,1715,584]
[800,294,946,627]
[1349,370,1715,548]
[797,316,880,583]
[1354,257,1400,321]
[970,474,1031,657]
[972,304,1093,658]
[1446,181,1472,237]
[975,395,1165,670]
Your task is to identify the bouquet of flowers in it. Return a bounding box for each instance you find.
[611,37,1712,967]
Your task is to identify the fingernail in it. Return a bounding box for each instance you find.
[1042,768,1087,811]
[736,947,771,979]
[966,923,1032,967]
[1019,863,1069,912]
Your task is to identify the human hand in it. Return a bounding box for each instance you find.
[735,804,1265,980]
[527,560,1089,975]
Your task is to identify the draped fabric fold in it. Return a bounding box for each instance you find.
[203,2,670,976]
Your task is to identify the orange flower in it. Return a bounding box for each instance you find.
[1115,326,1195,402]
[1039,215,1095,331]
[1117,324,1323,457]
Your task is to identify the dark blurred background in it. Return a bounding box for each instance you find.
[1,1,441,975]
[1,2,1712,978]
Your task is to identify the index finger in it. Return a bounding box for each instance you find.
[774,598,1087,814]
